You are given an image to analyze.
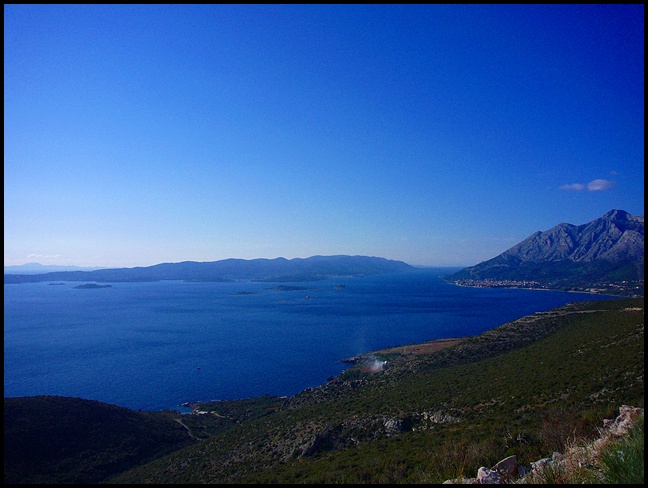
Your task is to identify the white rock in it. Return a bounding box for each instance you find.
[477,467,501,484]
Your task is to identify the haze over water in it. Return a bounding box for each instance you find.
[4,269,616,411]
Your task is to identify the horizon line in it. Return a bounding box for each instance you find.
[4,256,470,271]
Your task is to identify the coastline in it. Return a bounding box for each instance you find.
[448,279,641,298]
[179,337,468,412]
[183,337,471,412]
[341,337,467,364]
[178,291,640,413]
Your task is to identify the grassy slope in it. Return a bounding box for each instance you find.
[111,297,643,484]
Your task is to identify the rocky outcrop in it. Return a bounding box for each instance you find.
[599,404,643,437]
[443,405,644,484]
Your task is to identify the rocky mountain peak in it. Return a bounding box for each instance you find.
[503,210,643,264]
[446,210,644,288]
[601,209,632,221]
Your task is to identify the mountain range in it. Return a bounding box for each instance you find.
[445,209,644,292]
[3,263,107,274]
[3,255,414,284]
[5,210,643,292]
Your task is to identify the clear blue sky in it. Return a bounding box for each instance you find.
[4,4,644,268]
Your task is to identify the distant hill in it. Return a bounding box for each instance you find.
[3,263,107,274]
[445,210,644,294]
[4,255,415,284]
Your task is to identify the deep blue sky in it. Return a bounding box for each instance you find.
[4,5,644,267]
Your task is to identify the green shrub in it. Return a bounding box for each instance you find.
[598,416,644,484]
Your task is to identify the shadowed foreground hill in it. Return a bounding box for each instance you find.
[3,397,194,484]
[112,297,643,484]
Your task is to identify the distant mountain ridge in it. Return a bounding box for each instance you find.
[3,263,107,274]
[446,210,644,291]
[3,255,414,284]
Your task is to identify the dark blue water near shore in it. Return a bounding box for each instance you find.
[4,269,616,411]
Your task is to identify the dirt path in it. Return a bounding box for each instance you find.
[174,418,200,441]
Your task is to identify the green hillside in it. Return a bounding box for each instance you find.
[109,297,643,484]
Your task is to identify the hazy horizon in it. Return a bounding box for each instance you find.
[3,255,467,272]
[4,5,644,269]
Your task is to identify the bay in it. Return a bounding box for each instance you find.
[4,268,615,411]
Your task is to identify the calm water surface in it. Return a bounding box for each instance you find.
[4,269,615,411]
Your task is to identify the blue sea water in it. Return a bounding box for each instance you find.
[4,269,616,412]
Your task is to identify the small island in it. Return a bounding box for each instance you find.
[73,283,113,289]
[267,285,315,291]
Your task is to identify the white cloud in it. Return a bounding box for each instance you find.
[559,179,615,191]
[559,183,586,191]
[586,179,615,191]
[27,253,62,259]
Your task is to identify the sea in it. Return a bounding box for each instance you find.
[4,268,617,412]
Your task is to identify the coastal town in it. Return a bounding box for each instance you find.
[451,279,644,297]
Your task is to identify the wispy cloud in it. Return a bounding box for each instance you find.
[587,179,615,191]
[559,179,615,191]
[27,254,62,259]
[559,183,586,191]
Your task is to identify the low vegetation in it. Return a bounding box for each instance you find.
[596,414,644,484]
[4,298,643,484]
[519,410,643,484]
